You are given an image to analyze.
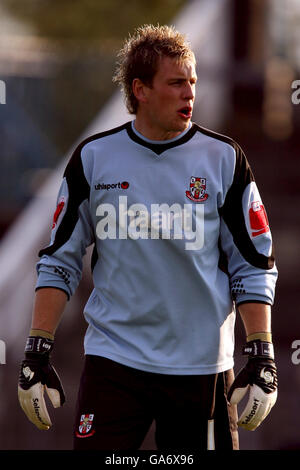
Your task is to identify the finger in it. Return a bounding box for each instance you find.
[46,386,63,408]
[237,384,278,431]
[45,366,66,407]
[228,384,249,405]
[227,366,251,404]
[18,382,52,430]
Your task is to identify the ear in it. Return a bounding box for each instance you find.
[132,78,149,105]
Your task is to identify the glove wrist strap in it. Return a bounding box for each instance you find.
[246,332,272,343]
[25,336,54,355]
[242,340,274,359]
[29,329,54,340]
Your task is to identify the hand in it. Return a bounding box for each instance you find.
[18,335,65,430]
[228,340,278,431]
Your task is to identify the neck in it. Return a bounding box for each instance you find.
[134,114,188,141]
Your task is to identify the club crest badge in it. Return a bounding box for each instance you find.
[76,413,95,438]
[186,177,208,202]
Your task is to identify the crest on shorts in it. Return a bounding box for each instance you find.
[186,177,208,202]
[76,413,95,438]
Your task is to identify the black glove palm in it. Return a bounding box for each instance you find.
[228,340,278,431]
[18,336,65,430]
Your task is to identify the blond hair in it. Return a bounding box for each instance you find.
[113,24,195,114]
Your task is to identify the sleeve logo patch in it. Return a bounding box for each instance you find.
[249,201,269,237]
[52,198,65,229]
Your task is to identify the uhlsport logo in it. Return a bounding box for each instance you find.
[95,181,129,191]
[95,196,205,251]
[186,176,208,202]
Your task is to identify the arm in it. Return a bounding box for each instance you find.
[18,142,94,430]
[218,143,278,430]
[31,287,68,336]
[238,302,271,340]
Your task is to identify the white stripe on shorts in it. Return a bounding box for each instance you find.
[207,419,215,450]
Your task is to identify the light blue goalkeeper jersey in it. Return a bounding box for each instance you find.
[36,121,278,375]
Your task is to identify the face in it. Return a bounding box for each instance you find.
[134,56,197,140]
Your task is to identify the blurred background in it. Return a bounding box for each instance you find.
[0,0,299,451]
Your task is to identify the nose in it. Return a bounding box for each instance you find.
[183,82,195,101]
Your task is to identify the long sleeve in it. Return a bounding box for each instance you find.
[218,143,278,306]
[36,144,95,299]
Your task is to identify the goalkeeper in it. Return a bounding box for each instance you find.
[18,24,278,450]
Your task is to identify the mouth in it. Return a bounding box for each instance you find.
[177,106,192,119]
